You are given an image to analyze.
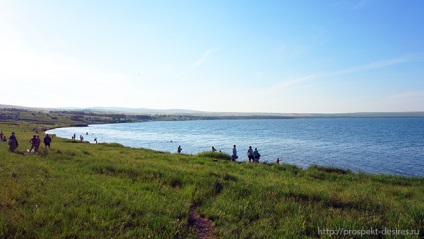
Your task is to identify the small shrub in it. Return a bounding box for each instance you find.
[197,151,231,161]
[102,143,124,148]
[170,177,183,188]
[370,175,417,186]
[212,180,224,195]
[309,164,352,175]
[222,173,237,182]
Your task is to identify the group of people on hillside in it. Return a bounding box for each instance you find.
[246,145,262,163]
[0,131,8,142]
[2,131,52,154]
[2,132,19,152]
[70,132,98,144]
[233,145,261,163]
[210,144,263,163]
[29,134,52,154]
[71,133,85,142]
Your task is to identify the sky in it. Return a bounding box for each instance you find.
[1,0,423,113]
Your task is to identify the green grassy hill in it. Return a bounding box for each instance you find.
[1,120,423,238]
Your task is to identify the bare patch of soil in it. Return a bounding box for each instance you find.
[188,207,216,239]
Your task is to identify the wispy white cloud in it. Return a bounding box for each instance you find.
[325,55,418,77]
[274,75,316,90]
[266,54,418,92]
[174,47,221,79]
[194,47,220,67]
[260,54,424,106]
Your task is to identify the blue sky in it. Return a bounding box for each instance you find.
[1,0,423,113]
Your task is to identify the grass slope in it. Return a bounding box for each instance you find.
[0,121,423,238]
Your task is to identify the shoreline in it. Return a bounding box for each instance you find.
[4,109,423,178]
[46,122,424,179]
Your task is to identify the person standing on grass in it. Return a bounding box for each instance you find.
[8,132,19,152]
[177,145,182,154]
[253,148,261,163]
[29,135,37,153]
[44,134,52,149]
[232,145,238,161]
[247,146,254,163]
[35,135,41,154]
[30,135,41,154]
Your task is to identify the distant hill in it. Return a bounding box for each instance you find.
[86,107,203,115]
[0,104,53,112]
[1,104,424,118]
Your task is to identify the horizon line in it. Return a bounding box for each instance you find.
[1,104,424,115]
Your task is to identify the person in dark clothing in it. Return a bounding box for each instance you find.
[253,148,261,163]
[29,135,37,153]
[232,145,238,161]
[8,132,19,152]
[247,146,254,163]
[44,134,52,149]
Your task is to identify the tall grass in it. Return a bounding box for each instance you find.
[197,151,232,161]
[1,121,423,238]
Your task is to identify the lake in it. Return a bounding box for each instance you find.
[47,118,424,177]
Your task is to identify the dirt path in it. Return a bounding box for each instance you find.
[188,207,216,239]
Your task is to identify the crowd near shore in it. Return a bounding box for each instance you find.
[2,129,281,164]
[182,144,282,164]
[1,129,52,154]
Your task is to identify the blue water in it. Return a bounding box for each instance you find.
[47,118,424,177]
